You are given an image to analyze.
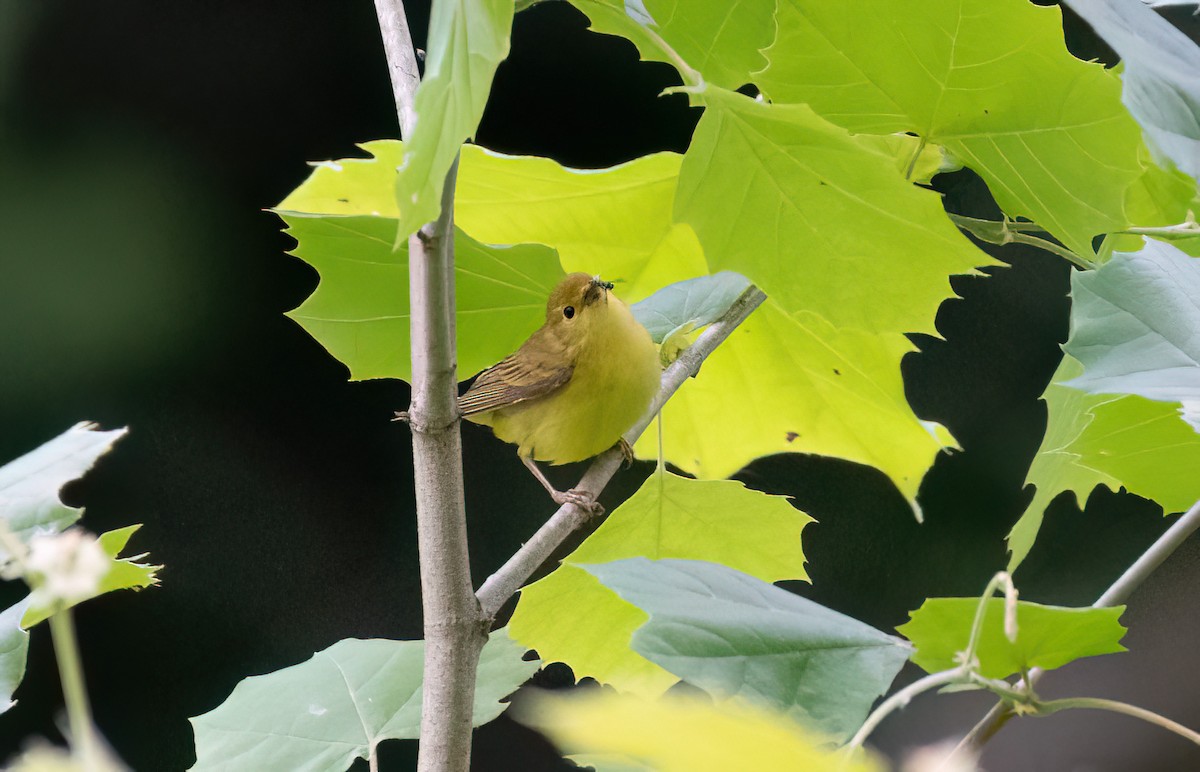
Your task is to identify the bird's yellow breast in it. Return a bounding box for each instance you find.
[480,297,660,464]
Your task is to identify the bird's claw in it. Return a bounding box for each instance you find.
[617,438,634,468]
[553,488,604,515]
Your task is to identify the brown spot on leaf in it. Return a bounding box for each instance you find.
[785,431,799,443]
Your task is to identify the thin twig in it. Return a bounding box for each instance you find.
[1037,697,1200,747]
[476,286,768,618]
[952,498,1200,755]
[842,668,966,758]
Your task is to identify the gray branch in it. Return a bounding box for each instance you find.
[373,0,420,137]
[373,2,482,771]
[476,286,768,618]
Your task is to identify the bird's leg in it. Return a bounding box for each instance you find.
[520,455,604,514]
[617,438,634,468]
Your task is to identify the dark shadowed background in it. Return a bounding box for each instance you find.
[0,1,1198,769]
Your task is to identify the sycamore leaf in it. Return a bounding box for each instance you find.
[1009,356,1200,569]
[0,423,127,550]
[898,598,1127,680]
[641,301,956,509]
[1063,0,1200,182]
[678,88,991,337]
[514,690,882,772]
[1064,239,1200,430]
[629,272,750,344]
[508,472,809,698]
[190,629,538,772]
[22,525,161,628]
[392,0,513,240]
[757,0,1189,257]
[453,144,707,302]
[0,598,31,715]
[568,0,776,91]
[583,558,911,743]
[277,211,562,382]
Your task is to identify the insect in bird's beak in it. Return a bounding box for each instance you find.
[584,276,614,306]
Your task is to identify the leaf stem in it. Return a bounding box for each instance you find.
[842,668,967,758]
[960,572,1018,670]
[947,214,1094,269]
[1118,211,1200,241]
[49,608,98,769]
[1036,697,1200,746]
[476,286,767,618]
[904,137,927,182]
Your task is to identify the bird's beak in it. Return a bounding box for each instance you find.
[584,276,613,306]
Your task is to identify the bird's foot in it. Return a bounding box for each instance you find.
[617,438,634,468]
[552,488,605,516]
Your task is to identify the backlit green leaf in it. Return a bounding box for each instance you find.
[757,0,1187,256]
[678,89,989,336]
[508,472,809,697]
[190,629,538,771]
[278,211,562,382]
[392,0,513,239]
[1010,358,1200,570]
[584,558,911,742]
[898,598,1127,680]
[569,0,776,90]
[22,525,161,628]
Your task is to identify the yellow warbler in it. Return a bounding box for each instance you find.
[459,273,661,509]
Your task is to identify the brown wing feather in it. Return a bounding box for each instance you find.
[459,331,574,415]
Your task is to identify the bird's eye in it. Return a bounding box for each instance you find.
[563,306,576,319]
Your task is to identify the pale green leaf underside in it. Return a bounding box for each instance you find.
[509,472,809,698]
[0,423,127,549]
[584,557,911,743]
[279,213,562,382]
[0,598,31,715]
[392,0,513,240]
[757,0,1183,257]
[1065,239,1200,430]
[1063,0,1200,182]
[1009,356,1200,570]
[630,271,750,343]
[898,597,1126,680]
[190,629,538,771]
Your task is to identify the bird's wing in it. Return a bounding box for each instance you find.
[458,352,573,415]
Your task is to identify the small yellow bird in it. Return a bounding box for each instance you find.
[459,273,661,510]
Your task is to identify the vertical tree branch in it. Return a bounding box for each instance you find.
[409,157,485,772]
[374,2,485,770]
[373,0,419,137]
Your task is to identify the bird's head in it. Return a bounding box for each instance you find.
[544,273,617,331]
